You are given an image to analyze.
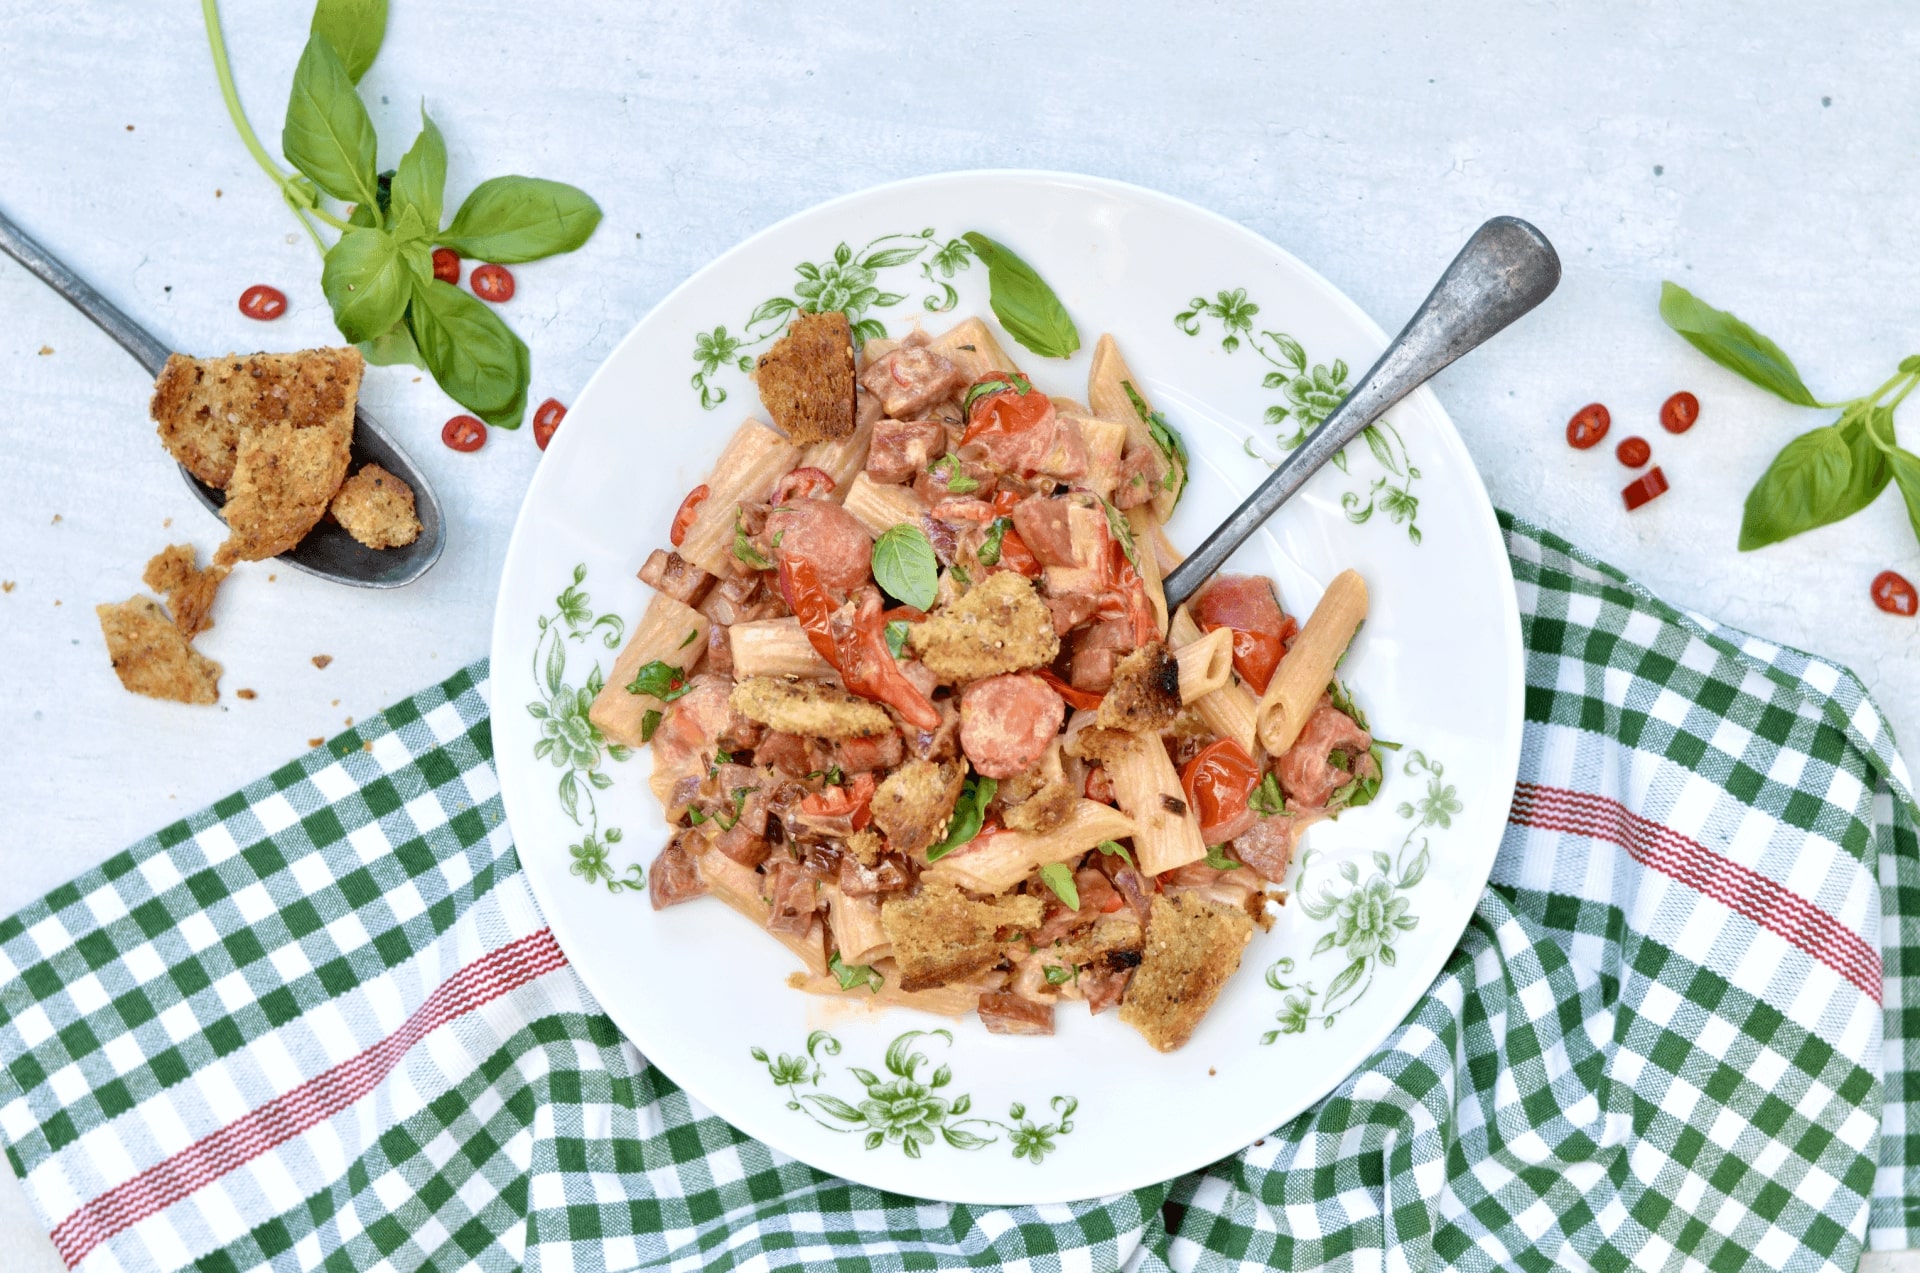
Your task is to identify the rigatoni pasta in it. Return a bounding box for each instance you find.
[589,594,709,747]
[677,419,800,577]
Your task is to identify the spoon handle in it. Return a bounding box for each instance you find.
[1160,216,1561,612]
[0,206,173,376]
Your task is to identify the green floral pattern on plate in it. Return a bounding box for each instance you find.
[752,1029,1077,1163]
[690,230,976,409]
[526,564,646,893]
[1177,288,1426,543]
[1262,750,1457,1038]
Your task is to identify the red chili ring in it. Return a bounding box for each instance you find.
[1872,570,1918,617]
[1567,402,1610,449]
[471,263,515,303]
[1661,391,1700,434]
[441,415,487,452]
[532,398,567,451]
[432,248,461,285]
[238,284,287,321]
[1616,436,1652,468]
[1622,466,1668,510]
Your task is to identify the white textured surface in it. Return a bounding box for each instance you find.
[1,1,1916,1267]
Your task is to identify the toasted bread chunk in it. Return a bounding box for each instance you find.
[141,543,230,640]
[729,675,892,739]
[1119,892,1254,1052]
[1096,641,1181,733]
[1063,725,1135,767]
[870,759,965,855]
[329,464,421,549]
[150,348,363,489]
[754,311,855,445]
[216,419,353,563]
[1002,777,1077,834]
[909,571,1059,683]
[96,596,221,704]
[881,880,1044,992]
[845,828,885,867]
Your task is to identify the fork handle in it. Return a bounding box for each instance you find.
[0,205,173,376]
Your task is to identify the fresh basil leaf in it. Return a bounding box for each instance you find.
[391,107,446,235]
[310,0,387,84]
[320,227,408,343]
[1828,408,1895,523]
[1737,424,1855,550]
[1122,379,1191,505]
[732,512,770,570]
[925,775,996,861]
[1659,281,1820,407]
[281,33,380,209]
[829,951,883,993]
[358,316,425,369]
[407,278,530,427]
[871,523,939,610]
[961,373,1032,416]
[1887,446,1920,548]
[1094,840,1134,868]
[439,176,603,263]
[960,231,1080,359]
[929,453,979,495]
[624,659,690,702]
[1099,497,1139,568]
[1249,773,1286,817]
[883,619,912,659]
[1037,861,1080,910]
[976,517,1011,567]
[1043,963,1076,986]
[389,205,434,283]
[1204,844,1242,871]
[640,709,663,743]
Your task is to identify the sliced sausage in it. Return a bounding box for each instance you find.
[649,832,708,910]
[978,990,1055,1036]
[766,498,873,600]
[1111,445,1167,510]
[1277,696,1374,810]
[959,673,1065,779]
[867,419,949,484]
[638,548,713,607]
[1011,495,1076,567]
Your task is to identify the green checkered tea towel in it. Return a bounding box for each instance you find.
[1,513,1914,1273]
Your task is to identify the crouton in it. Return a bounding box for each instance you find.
[96,596,221,704]
[329,464,421,549]
[869,759,964,855]
[215,419,353,563]
[1096,641,1181,733]
[754,311,855,445]
[908,571,1059,683]
[150,348,363,489]
[845,828,885,867]
[729,676,893,739]
[1119,893,1254,1052]
[141,543,229,640]
[880,880,1044,992]
[1002,778,1077,834]
[1064,725,1136,767]
[1057,912,1147,969]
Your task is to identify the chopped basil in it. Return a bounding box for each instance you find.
[829,951,883,993]
[1327,749,1351,773]
[960,372,1034,415]
[625,659,690,702]
[731,509,770,570]
[925,774,996,861]
[1203,844,1242,871]
[639,709,663,743]
[1122,379,1191,506]
[870,523,939,610]
[977,517,1011,566]
[950,563,972,588]
[1100,496,1140,568]
[1043,963,1077,987]
[677,628,698,650]
[1094,839,1134,869]
[686,808,707,826]
[1037,861,1080,910]
[929,453,980,495]
[883,619,912,659]
[1249,772,1286,817]
[1327,678,1370,730]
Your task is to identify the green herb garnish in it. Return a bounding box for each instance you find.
[1037,862,1080,910]
[732,510,771,569]
[1249,773,1285,817]
[625,660,690,702]
[961,372,1034,415]
[1043,963,1078,987]
[870,523,939,610]
[950,563,972,588]
[1122,379,1191,506]
[929,453,980,495]
[977,517,1011,567]
[960,232,1080,359]
[925,775,997,862]
[1094,840,1134,868]
[1203,845,1242,871]
[883,619,912,659]
[1100,497,1140,568]
[639,709,663,742]
[829,951,883,994]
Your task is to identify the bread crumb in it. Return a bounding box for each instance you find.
[96,596,221,704]
[216,417,352,563]
[753,311,855,444]
[344,716,353,726]
[328,463,421,549]
[150,347,362,489]
[37,346,52,356]
[308,737,324,748]
[1209,1067,1217,1076]
[332,698,340,706]
[236,688,256,700]
[50,514,61,524]
[362,740,373,752]
[268,573,276,581]
[53,599,61,606]
[142,543,229,640]
[312,654,333,669]
[1,582,13,594]
[162,517,172,528]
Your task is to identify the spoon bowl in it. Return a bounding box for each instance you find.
[0,205,444,589]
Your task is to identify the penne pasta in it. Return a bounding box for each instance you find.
[677,419,801,578]
[1108,730,1208,874]
[822,884,890,965]
[1128,505,1170,638]
[799,415,874,499]
[1257,569,1369,757]
[929,317,1020,381]
[1088,333,1182,523]
[926,800,1135,896]
[1172,626,1234,704]
[588,594,710,747]
[1079,416,1130,501]
[841,471,931,539]
[729,616,836,679]
[698,850,831,977]
[1170,605,1259,756]
[785,964,978,1017]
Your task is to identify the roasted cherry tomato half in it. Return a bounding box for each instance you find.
[237,284,287,320]
[1660,391,1700,434]
[1872,570,1917,617]
[470,263,515,303]
[431,248,461,284]
[1566,402,1611,449]
[532,397,566,450]
[441,414,487,452]
[1179,738,1262,844]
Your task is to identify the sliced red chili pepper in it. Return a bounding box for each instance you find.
[1566,403,1610,450]
[1622,466,1669,510]
[237,285,287,321]
[441,415,486,452]
[532,398,566,451]
[1660,391,1700,434]
[432,248,460,285]
[1036,667,1104,711]
[470,263,515,303]
[1872,570,1918,616]
[1616,436,1652,468]
[773,466,836,503]
[669,484,710,547]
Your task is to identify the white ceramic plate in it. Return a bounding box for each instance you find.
[490,171,1522,1205]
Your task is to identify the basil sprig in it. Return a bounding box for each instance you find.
[1037,862,1080,910]
[1660,282,1920,552]
[960,232,1080,359]
[870,523,939,610]
[925,775,996,862]
[203,0,601,428]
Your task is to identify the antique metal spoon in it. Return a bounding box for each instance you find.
[1161,216,1560,611]
[0,206,444,588]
